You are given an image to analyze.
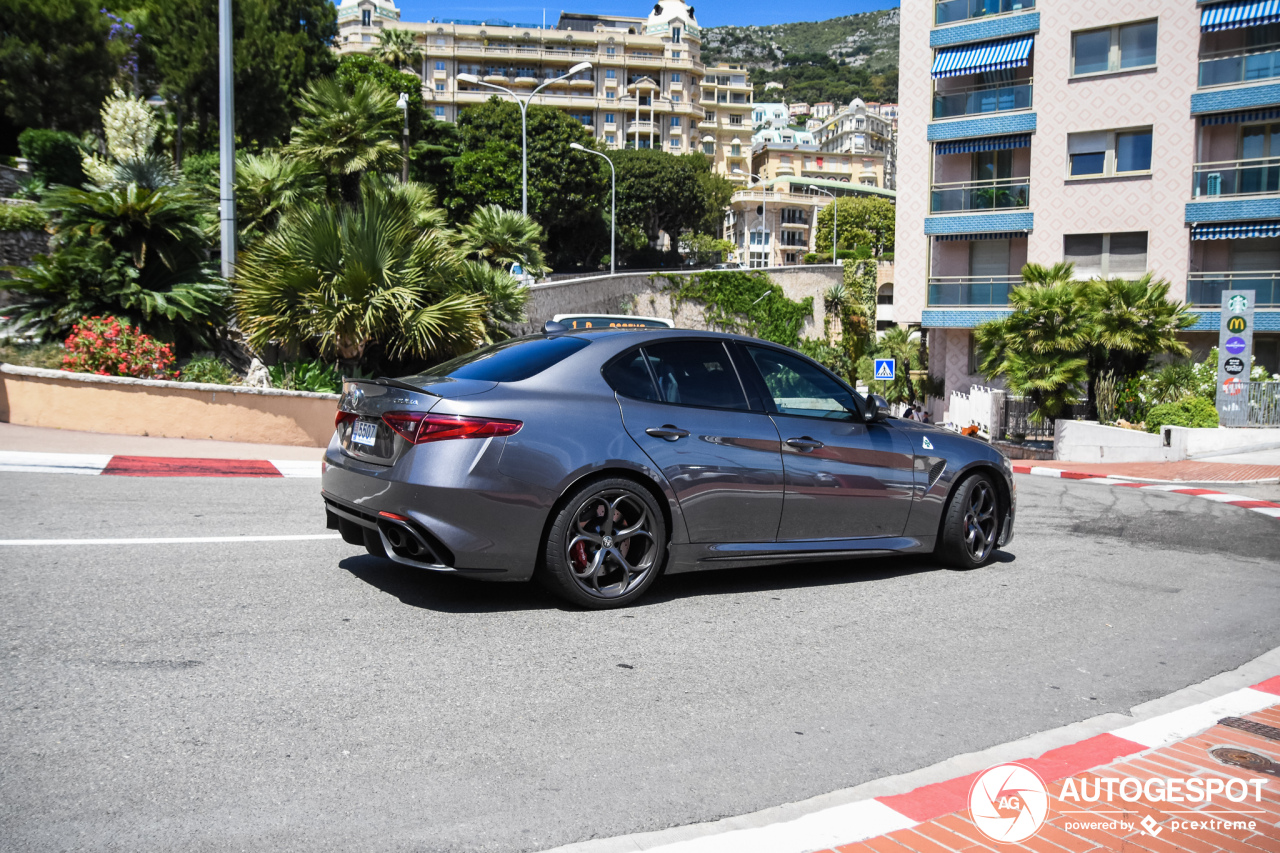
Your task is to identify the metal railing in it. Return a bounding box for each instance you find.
[1001,396,1087,440]
[1192,157,1280,198]
[935,0,1035,26]
[1199,41,1280,87]
[927,275,1019,306]
[930,177,1030,213]
[933,78,1032,120]
[1219,382,1280,427]
[1187,271,1280,306]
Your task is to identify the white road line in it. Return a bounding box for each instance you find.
[1251,506,1280,517]
[0,450,111,475]
[1110,687,1278,749]
[0,534,343,546]
[269,459,323,478]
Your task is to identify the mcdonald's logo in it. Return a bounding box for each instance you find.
[1227,316,1247,333]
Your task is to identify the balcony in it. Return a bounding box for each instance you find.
[935,0,1034,27]
[930,177,1030,214]
[1199,41,1280,88]
[1187,271,1280,306]
[927,275,1019,306]
[1192,157,1280,198]
[933,78,1032,120]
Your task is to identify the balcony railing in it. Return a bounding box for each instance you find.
[933,78,1032,120]
[1199,41,1280,88]
[1192,157,1280,198]
[1187,271,1280,306]
[930,177,1030,213]
[935,0,1035,27]
[927,275,1019,306]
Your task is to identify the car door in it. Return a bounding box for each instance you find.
[737,344,916,541]
[607,340,786,544]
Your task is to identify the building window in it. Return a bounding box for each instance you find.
[1072,20,1158,76]
[670,138,680,148]
[672,26,682,44]
[361,9,371,26]
[435,106,445,117]
[749,231,771,246]
[606,92,616,100]
[671,73,682,83]
[702,142,714,155]
[672,50,681,59]
[435,61,446,71]
[731,143,741,156]
[435,83,445,92]
[729,114,742,125]
[670,116,681,127]
[606,134,616,144]
[1063,232,1148,278]
[705,111,715,122]
[606,46,616,55]
[606,69,616,79]
[605,113,615,124]
[1068,128,1153,177]
[967,333,981,376]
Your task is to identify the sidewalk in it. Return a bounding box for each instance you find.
[1017,459,1280,485]
[0,422,324,460]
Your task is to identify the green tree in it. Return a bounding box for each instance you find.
[233,182,524,371]
[17,129,86,187]
[445,98,606,269]
[814,196,895,255]
[131,0,337,150]
[870,325,922,404]
[0,0,120,149]
[372,28,422,73]
[459,205,550,277]
[611,149,731,253]
[288,77,401,205]
[335,54,426,138]
[230,152,322,246]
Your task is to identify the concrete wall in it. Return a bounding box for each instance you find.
[0,365,338,447]
[516,265,844,340]
[1056,421,1280,463]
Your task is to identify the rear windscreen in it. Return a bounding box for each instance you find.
[406,336,591,383]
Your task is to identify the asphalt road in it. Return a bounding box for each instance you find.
[1,473,1278,853]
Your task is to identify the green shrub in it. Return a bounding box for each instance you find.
[269,359,342,393]
[179,356,239,385]
[1145,397,1219,433]
[0,204,49,232]
[180,151,220,188]
[17,129,85,187]
[803,252,830,265]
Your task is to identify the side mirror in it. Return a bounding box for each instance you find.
[865,394,891,423]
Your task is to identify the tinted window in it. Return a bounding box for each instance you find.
[644,341,748,410]
[409,336,590,383]
[603,350,660,401]
[746,347,861,420]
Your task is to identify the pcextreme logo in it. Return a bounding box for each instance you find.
[969,762,1269,844]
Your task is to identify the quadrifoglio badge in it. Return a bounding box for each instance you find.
[969,763,1268,844]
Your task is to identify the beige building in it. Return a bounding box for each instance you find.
[334,0,753,183]
[813,98,897,190]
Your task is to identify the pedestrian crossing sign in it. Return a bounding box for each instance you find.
[874,358,895,380]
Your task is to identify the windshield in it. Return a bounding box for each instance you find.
[404,336,591,384]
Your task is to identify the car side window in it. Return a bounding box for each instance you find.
[642,340,750,411]
[746,346,861,420]
[602,349,660,401]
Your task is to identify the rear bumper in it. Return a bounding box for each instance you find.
[320,436,554,581]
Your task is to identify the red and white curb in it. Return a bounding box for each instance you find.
[0,450,321,478]
[543,674,1280,853]
[1012,463,1280,520]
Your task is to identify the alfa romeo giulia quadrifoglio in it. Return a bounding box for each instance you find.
[321,327,1015,608]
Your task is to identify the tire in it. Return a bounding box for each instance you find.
[936,472,1001,569]
[541,477,667,609]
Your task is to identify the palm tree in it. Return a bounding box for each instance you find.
[288,78,402,205]
[373,28,422,73]
[232,153,323,246]
[1020,261,1077,288]
[459,204,550,276]
[874,325,922,404]
[823,280,872,383]
[233,183,499,368]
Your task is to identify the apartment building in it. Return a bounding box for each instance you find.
[334,0,754,183]
[898,0,1280,405]
[814,98,898,189]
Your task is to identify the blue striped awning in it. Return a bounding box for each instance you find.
[1200,108,1280,126]
[931,37,1034,79]
[1191,220,1280,239]
[935,134,1031,156]
[1201,1,1280,32]
[934,231,1029,241]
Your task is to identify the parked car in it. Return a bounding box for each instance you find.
[322,327,1015,608]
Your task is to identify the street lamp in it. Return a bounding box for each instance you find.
[396,92,410,183]
[734,169,769,268]
[570,142,615,276]
[811,186,838,262]
[457,61,592,216]
[217,0,236,278]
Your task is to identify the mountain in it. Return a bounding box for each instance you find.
[700,8,900,106]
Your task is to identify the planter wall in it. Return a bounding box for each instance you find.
[0,364,338,447]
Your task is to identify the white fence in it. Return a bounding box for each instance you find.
[944,385,1005,439]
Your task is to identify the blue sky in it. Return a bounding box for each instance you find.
[381,0,898,29]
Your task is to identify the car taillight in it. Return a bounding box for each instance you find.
[382,412,522,444]
[335,410,358,430]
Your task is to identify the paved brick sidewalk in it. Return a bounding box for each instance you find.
[1018,459,1280,484]
[822,680,1280,853]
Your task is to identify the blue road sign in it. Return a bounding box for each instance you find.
[874,358,895,381]
[1225,336,1247,355]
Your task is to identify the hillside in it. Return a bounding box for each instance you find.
[701,8,900,105]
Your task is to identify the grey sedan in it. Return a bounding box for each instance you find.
[322,327,1015,608]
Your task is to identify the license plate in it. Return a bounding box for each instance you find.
[352,420,379,447]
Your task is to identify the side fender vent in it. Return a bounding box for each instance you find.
[926,459,947,492]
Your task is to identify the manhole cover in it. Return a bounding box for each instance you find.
[1210,747,1280,778]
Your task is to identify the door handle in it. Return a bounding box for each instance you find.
[785,436,824,451]
[646,425,690,441]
